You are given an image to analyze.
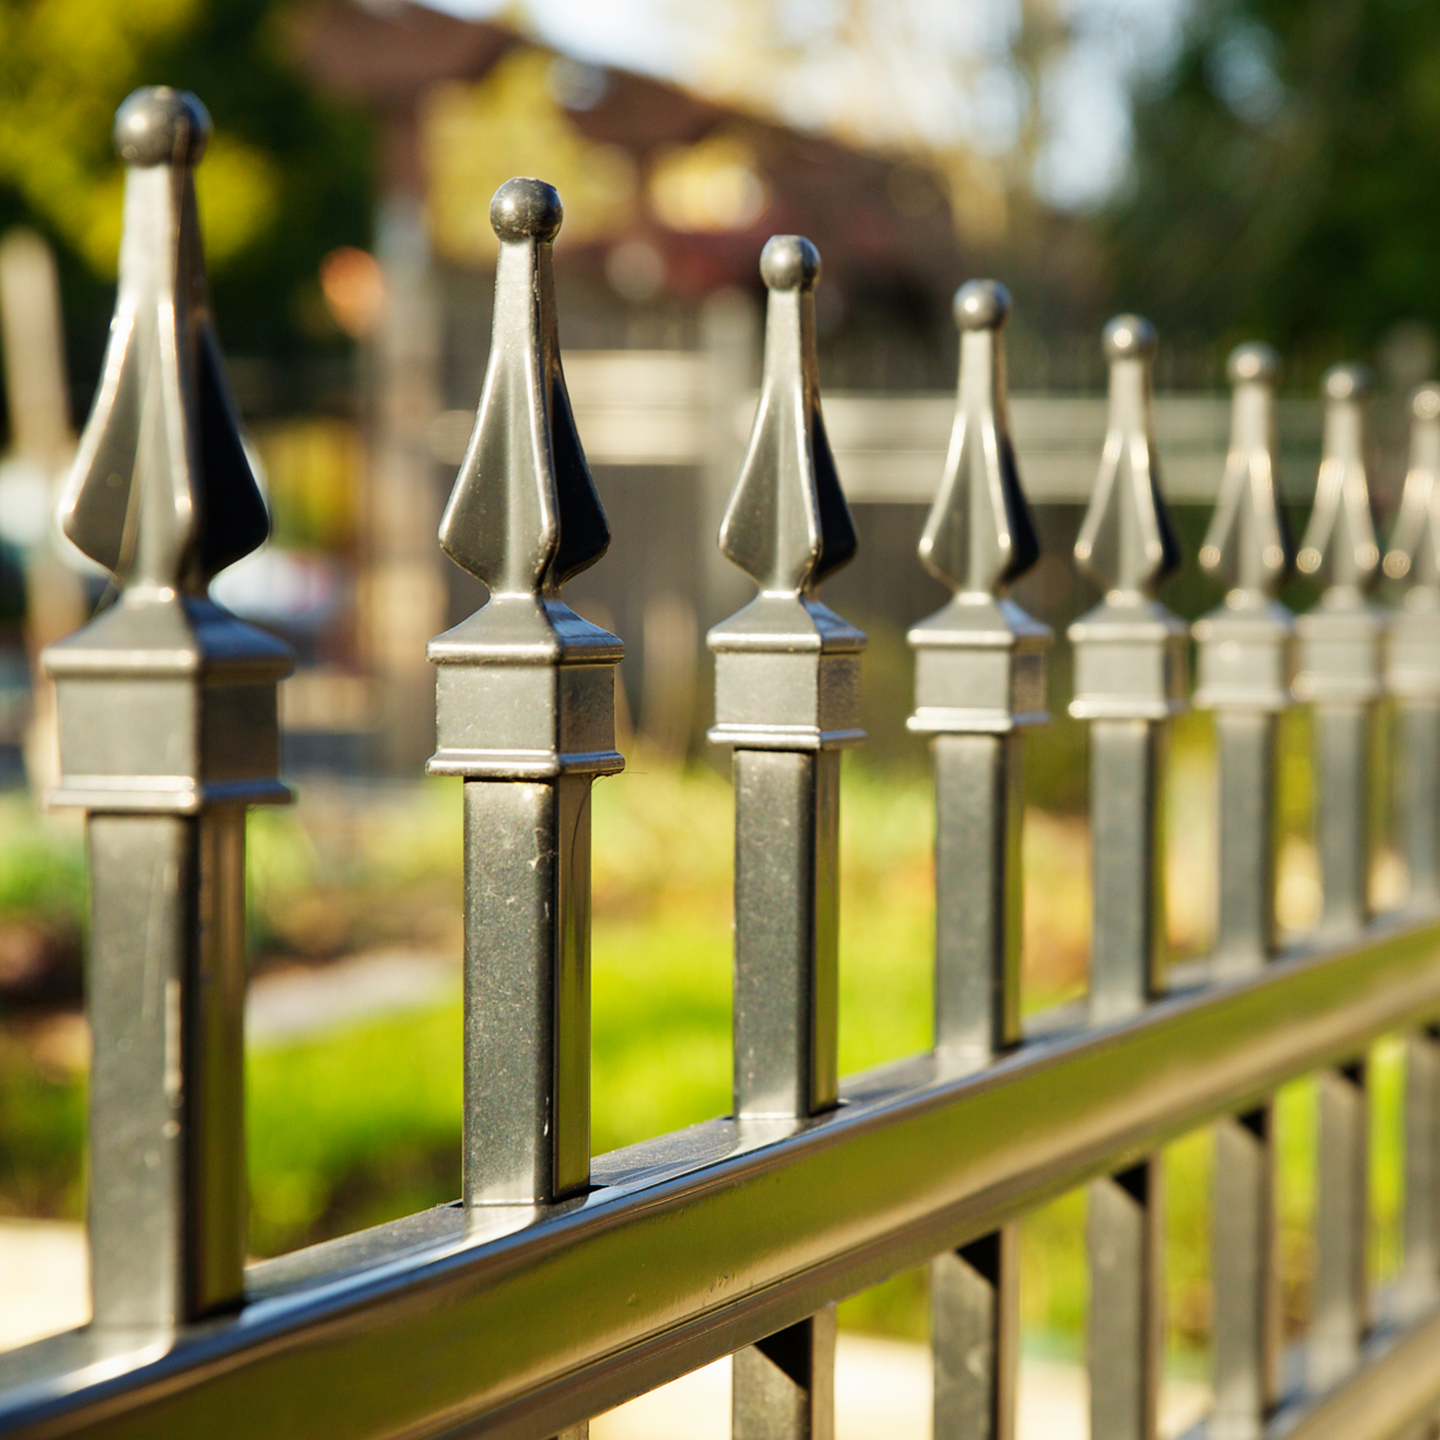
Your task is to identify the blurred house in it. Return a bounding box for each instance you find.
[285,0,976,771]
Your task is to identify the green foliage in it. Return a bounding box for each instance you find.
[0,1029,83,1219]
[0,0,373,391]
[0,801,86,927]
[1106,0,1440,368]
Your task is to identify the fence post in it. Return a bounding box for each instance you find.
[427,179,622,1213]
[709,235,863,1440]
[42,87,291,1326]
[1294,363,1381,1389]
[1069,314,1186,1440]
[1193,342,1290,1438]
[1382,384,1440,1321]
[908,280,1047,1440]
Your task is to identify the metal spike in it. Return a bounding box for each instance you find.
[438,178,609,598]
[1384,385,1440,909]
[1292,364,1384,939]
[1193,344,1294,981]
[717,236,856,597]
[40,87,291,1331]
[57,87,269,593]
[1200,343,1290,599]
[1296,365,1380,594]
[919,280,1040,596]
[1384,384,1440,593]
[427,180,622,1211]
[1073,315,1181,599]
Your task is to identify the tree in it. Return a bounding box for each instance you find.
[1105,0,1440,371]
[0,0,373,385]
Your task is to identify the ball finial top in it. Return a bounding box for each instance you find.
[1323,363,1370,402]
[953,279,1011,331]
[1227,342,1278,385]
[1102,313,1157,362]
[1412,384,1440,421]
[113,87,211,168]
[489,178,564,244]
[760,235,821,293]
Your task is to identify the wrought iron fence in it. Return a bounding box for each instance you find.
[5,85,1440,1440]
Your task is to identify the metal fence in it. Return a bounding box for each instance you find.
[5,85,1440,1440]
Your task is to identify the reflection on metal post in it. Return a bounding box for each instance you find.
[909,280,1047,1440]
[1294,364,1382,1392]
[42,88,292,1327]
[1294,365,1383,934]
[1193,343,1290,1439]
[428,179,622,1214]
[1195,344,1293,972]
[1384,384,1440,907]
[1069,314,1186,1440]
[1382,385,1440,1323]
[1401,1027,1440,1323]
[709,235,863,1440]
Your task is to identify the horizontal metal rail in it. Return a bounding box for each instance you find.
[4,914,1440,1440]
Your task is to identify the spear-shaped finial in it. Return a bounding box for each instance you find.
[1073,315,1182,599]
[428,177,622,783]
[1200,343,1289,599]
[1385,386,1440,909]
[1296,364,1379,595]
[438,178,609,601]
[57,87,269,595]
[1193,344,1293,972]
[716,235,856,597]
[41,88,290,1326]
[918,279,1040,596]
[708,235,863,1134]
[1384,384,1440,594]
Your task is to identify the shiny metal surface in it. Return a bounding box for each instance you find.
[1194,343,1292,975]
[932,1228,1017,1440]
[1068,316,1186,1019]
[1069,315,1183,1440]
[427,179,622,1207]
[1310,1062,1369,1390]
[732,748,840,1118]
[1212,1108,1279,1440]
[732,1309,835,1440]
[909,281,1044,1440]
[1294,365,1383,933]
[39,87,290,1328]
[1088,1159,1162,1440]
[1402,1030,1440,1321]
[462,777,593,1203]
[707,235,862,1433]
[1386,385,1440,906]
[1193,345,1289,1440]
[1089,718,1168,1018]
[1291,372,1383,1415]
[8,914,1440,1438]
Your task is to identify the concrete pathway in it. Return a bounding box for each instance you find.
[246,949,459,1046]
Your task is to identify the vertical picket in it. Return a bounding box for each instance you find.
[709,235,863,1440]
[427,179,623,1215]
[1193,343,1290,1437]
[43,87,291,1326]
[1294,364,1382,1389]
[1383,384,1440,1322]
[909,280,1048,1440]
[1069,315,1187,1440]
